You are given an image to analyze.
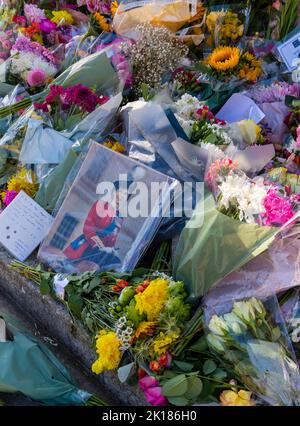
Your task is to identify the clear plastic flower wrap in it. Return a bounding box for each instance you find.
[281,289,300,364]
[113,0,206,46]
[204,3,251,49]
[204,295,300,406]
[173,161,300,299]
[38,140,180,274]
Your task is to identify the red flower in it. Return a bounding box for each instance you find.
[149,361,160,373]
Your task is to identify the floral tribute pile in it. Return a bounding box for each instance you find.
[0,0,300,408]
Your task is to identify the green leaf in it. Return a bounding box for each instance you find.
[167,396,190,406]
[86,277,100,293]
[162,374,188,397]
[203,359,217,375]
[173,360,194,372]
[184,376,203,400]
[271,326,282,341]
[117,362,135,383]
[212,368,227,380]
[199,379,214,399]
[40,276,51,295]
[84,316,95,332]
[67,294,83,318]
[190,336,208,353]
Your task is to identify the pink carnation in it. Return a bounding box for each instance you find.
[262,188,295,226]
[3,190,18,206]
[27,69,46,87]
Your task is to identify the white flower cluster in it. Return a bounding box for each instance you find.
[10,52,57,82]
[174,94,204,138]
[218,173,268,223]
[206,122,233,146]
[115,316,134,350]
[175,93,203,120]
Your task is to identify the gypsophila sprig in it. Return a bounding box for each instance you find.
[122,23,188,97]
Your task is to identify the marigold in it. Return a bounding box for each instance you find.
[220,389,256,406]
[135,278,168,321]
[151,332,179,356]
[6,168,38,198]
[92,330,121,374]
[94,12,111,32]
[51,10,74,25]
[206,46,240,72]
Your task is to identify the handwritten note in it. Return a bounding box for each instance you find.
[277,29,300,71]
[0,191,54,261]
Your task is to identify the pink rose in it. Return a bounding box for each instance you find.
[27,69,46,87]
[138,375,158,391]
[144,387,168,406]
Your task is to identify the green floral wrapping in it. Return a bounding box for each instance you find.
[173,192,278,300]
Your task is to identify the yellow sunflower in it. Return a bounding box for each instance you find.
[111,1,119,17]
[94,12,111,32]
[206,46,240,72]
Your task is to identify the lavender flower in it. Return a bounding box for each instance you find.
[24,4,46,24]
[12,36,59,65]
[247,82,300,103]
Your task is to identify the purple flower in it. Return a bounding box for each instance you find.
[12,36,59,65]
[86,0,102,12]
[24,4,46,24]
[248,82,300,104]
[39,19,57,34]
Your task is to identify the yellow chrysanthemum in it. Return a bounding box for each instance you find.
[51,10,74,25]
[220,389,256,406]
[104,140,125,153]
[206,46,240,72]
[91,330,121,374]
[206,11,226,33]
[135,278,168,321]
[134,321,157,340]
[111,1,119,17]
[5,168,38,198]
[94,12,111,32]
[151,331,179,356]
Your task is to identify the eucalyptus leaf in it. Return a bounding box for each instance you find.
[184,376,203,400]
[167,396,190,406]
[162,374,188,397]
[190,336,208,353]
[203,359,217,375]
[173,360,194,372]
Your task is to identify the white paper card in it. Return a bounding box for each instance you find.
[0,318,6,342]
[216,93,265,124]
[0,191,54,261]
[53,274,69,300]
[277,30,300,71]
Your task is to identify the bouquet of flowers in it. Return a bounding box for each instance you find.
[205,6,248,47]
[174,157,300,298]
[206,296,300,406]
[7,36,61,89]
